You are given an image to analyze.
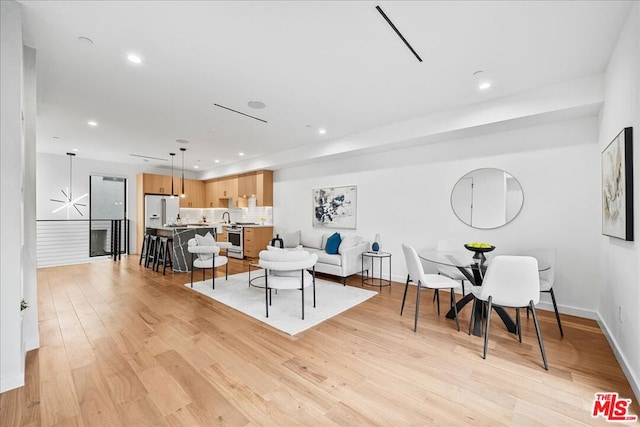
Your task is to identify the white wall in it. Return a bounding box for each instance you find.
[0,0,37,393]
[275,117,600,316]
[598,2,640,400]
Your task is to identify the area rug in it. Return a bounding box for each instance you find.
[184,271,377,335]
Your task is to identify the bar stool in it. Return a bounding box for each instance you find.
[155,237,173,275]
[145,235,160,268]
[138,233,151,265]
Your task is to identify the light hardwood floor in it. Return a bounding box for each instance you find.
[1,257,638,426]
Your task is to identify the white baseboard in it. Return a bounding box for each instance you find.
[596,313,640,404]
[535,301,598,320]
[0,372,25,393]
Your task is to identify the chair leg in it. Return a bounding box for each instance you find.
[190,254,194,288]
[435,289,440,315]
[265,275,269,318]
[530,301,549,370]
[312,267,316,308]
[413,281,422,332]
[516,308,522,343]
[468,297,477,335]
[225,262,228,280]
[483,296,492,360]
[450,288,460,331]
[400,275,410,315]
[212,262,215,290]
[461,280,466,296]
[301,270,305,320]
[549,288,564,337]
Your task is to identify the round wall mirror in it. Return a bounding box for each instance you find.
[451,168,524,229]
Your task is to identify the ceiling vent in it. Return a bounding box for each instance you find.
[129,153,167,161]
[375,5,423,63]
[213,103,268,123]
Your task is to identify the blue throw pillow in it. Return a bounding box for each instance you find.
[325,232,341,254]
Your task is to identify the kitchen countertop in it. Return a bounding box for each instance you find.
[148,225,218,231]
[221,224,273,228]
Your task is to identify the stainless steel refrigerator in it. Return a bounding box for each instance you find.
[144,195,180,228]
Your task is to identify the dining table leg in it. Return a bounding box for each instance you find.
[446,294,517,336]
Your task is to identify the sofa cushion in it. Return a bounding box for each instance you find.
[195,232,216,260]
[301,231,323,249]
[315,250,342,266]
[338,234,363,254]
[282,231,301,248]
[325,232,341,254]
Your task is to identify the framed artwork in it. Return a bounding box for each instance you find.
[602,127,633,241]
[313,185,357,229]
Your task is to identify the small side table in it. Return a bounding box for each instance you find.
[248,262,268,288]
[362,251,392,291]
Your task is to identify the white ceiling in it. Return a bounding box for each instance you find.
[20,0,632,174]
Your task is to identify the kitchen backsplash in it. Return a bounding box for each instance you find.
[179,206,273,225]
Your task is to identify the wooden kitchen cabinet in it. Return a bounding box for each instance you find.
[237,172,257,198]
[219,177,238,199]
[141,173,173,195]
[256,170,273,206]
[205,180,221,207]
[243,227,273,258]
[171,177,205,208]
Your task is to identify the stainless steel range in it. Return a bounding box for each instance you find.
[226,226,243,259]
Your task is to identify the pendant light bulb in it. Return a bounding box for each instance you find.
[169,153,176,198]
[180,148,186,198]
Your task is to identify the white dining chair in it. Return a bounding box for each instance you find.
[258,249,318,319]
[525,248,563,337]
[401,244,462,332]
[469,255,548,370]
[187,236,228,289]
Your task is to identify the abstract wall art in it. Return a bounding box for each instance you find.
[602,127,633,241]
[313,185,357,229]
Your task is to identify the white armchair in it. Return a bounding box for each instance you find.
[258,249,318,319]
[187,235,228,289]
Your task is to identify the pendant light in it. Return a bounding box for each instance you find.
[180,147,186,198]
[169,152,176,198]
[50,152,88,218]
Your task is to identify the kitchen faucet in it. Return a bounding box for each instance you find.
[222,211,231,224]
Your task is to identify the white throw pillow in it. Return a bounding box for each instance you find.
[195,232,216,260]
[281,231,301,248]
[338,235,363,254]
[301,231,323,249]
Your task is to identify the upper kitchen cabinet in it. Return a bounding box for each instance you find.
[174,177,205,208]
[255,170,273,206]
[219,176,238,200]
[140,173,173,195]
[205,180,221,208]
[237,172,257,198]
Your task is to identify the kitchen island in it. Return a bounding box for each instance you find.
[146,225,222,272]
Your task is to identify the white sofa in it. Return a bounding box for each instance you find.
[271,230,370,285]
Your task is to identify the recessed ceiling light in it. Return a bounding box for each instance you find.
[127,53,142,64]
[87,121,98,127]
[478,81,491,90]
[72,148,79,152]
[176,139,189,144]
[318,129,326,135]
[214,159,220,163]
[194,165,199,169]
[78,36,94,46]
[238,152,245,156]
[247,100,266,109]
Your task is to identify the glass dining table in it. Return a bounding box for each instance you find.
[419,250,549,337]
